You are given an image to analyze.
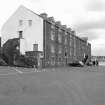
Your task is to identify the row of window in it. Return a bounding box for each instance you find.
[50,30,73,45]
[50,44,62,54]
[19,20,32,26]
[50,25,73,45]
[49,57,66,66]
[51,33,73,46]
[50,44,73,56]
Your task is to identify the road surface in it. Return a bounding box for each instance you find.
[0,66,105,105]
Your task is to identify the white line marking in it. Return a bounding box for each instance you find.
[0,72,18,75]
[12,68,23,74]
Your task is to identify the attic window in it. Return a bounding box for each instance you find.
[19,20,23,26]
[28,20,32,26]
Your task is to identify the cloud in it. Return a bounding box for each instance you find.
[23,0,41,2]
[92,46,105,56]
[73,16,105,42]
[85,0,105,11]
[91,38,105,55]
[74,19,105,32]
[77,30,101,41]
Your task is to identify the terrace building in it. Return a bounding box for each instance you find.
[1,5,91,68]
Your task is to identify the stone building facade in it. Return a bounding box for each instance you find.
[41,13,91,67]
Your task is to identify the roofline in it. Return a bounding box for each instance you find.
[20,5,91,45]
[20,5,44,19]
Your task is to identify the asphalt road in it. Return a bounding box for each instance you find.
[0,66,105,105]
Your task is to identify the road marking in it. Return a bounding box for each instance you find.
[12,67,23,74]
[0,72,18,75]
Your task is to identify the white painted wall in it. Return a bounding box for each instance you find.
[1,5,43,54]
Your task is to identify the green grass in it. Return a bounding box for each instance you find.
[0,66,105,105]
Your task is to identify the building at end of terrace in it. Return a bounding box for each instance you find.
[1,5,91,68]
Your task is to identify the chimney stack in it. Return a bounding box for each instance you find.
[81,37,88,42]
[33,43,38,51]
[71,30,76,35]
[62,25,67,30]
[40,13,48,19]
[67,28,71,32]
[48,17,55,23]
[56,21,61,26]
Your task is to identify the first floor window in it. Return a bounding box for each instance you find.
[58,34,62,43]
[69,36,72,47]
[51,30,55,40]
[69,48,72,56]
[64,37,67,45]
[51,44,55,53]
[58,45,62,54]
[65,32,68,36]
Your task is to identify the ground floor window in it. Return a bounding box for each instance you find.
[57,57,62,65]
[50,57,55,66]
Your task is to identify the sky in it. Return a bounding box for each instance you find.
[0,0,105,56]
